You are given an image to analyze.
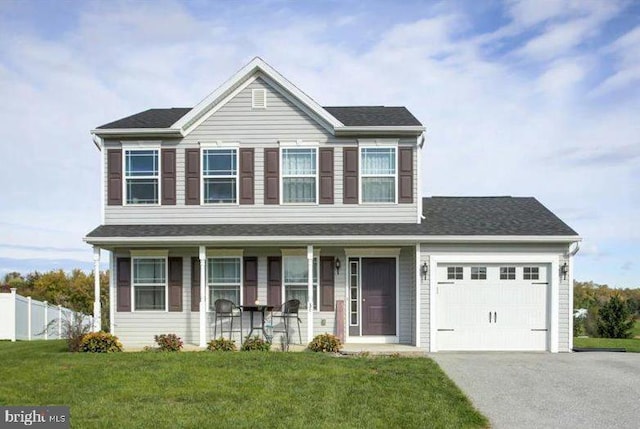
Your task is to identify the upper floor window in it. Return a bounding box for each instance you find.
[361,147,396,203]
[282,148,317,203]
[125,149,159,204]
[133,257,166,311]
[203,149,237,204]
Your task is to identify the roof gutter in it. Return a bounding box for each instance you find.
[334,126,425,137]
[90,128,184,138]
[84,234,582,246]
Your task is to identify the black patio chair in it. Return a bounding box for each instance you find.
[213,299,243,342]
[271,299,302,345]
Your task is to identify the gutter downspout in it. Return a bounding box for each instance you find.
[417,132,426,222]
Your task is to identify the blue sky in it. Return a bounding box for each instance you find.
[0,0,638,287]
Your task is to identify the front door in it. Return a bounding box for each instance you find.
[361,258,396,335]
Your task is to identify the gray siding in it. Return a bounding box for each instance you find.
[558,253,571,352]
[104,78,418,225]
[398,247,416,345]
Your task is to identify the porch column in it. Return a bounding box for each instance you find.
[92,246,101,332]
[109,251,116,334]
[307,245,314,343]
[199,246,207,347]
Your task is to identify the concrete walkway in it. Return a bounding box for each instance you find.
[432,352,640,429]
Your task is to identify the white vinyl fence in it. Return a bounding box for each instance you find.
[0,289,92,341]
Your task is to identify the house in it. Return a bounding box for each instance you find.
[84,57,580,352]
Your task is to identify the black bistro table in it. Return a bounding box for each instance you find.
[240,305,275,339]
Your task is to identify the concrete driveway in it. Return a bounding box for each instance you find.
[432,352,640,429]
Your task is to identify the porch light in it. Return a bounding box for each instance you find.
[421,262,428,280]
[560,262,568,280]
[335,258,341,275]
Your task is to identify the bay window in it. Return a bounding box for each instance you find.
[133,258,166,311]
[203,149,237,204]
[208,257,241,307]
[125,149,159,204]
[283,255,318,309]
[282,148,317,203]
[361,147,396,203]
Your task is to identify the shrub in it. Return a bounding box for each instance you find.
[207,338,237,352]
[597,295,634,339]
[80,332,123,353]
[241,336,271,351]
[154,334,183,352]
[308,333,342,353]
[62,315,92,352]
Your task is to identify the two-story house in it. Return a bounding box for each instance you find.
[85,57,580,352]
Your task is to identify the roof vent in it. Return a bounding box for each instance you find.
[252,88,267,109]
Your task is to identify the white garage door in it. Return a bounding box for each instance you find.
[436,264,549,351]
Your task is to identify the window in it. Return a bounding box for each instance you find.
[500,266,516,280]
[524,267,540,280]
[283,255,318,309]
[282,148,317,203]
[133,258,166,311]
[208,257,241,307]
[203,149,237,203]
[361,147,396,203]
[125,149,159,204]
[350,260,359,326]
[447,266,463,280]
[471,267,487,280]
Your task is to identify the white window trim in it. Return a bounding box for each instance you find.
[358,146,398,204]
[206,255,243,311]
[123,147,161,206]
[280,146,319,205]
[281,252,320,311]
[200,146,240,206]
[131,255,168,312]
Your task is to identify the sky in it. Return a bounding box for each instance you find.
[0,0,638,287]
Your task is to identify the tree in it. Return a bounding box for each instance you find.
[597,295,634,339]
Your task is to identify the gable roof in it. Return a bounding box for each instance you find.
[92,57,425,137]
[324,107,421,126]
[97,108,192,129]
[97,105,422,130]
[85,197,578,243]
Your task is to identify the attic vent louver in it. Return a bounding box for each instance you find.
[252,88,267,109]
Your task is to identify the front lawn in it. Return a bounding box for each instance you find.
[0,341,487,428]
[574,337,640,353]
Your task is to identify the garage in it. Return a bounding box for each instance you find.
[436,263,550,351]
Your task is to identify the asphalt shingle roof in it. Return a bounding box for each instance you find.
[323,106,422,126]
[85,197,578,239]
[97,108,192,129]
[96,106,422,129]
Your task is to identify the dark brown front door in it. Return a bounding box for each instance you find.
[361,258,396,335]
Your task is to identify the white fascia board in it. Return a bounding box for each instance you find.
[90,128,183,137]
[172,57,343,133]
[334,126,426,137]
[84,234,581,246]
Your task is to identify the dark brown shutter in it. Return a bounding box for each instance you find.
[161,149,177,205]
[239,148,255,205]
[185,148,200,205]
[116,257,131,312]
[320,256,335,311]
[107,149,122,205]
[264,148,279,204]
[243,257,258,304]
[267,256,282,306]
[398,147,413,204]
[191,257,200,312]
[343,147,358,204]
[168,257,182,312]
[319,148,334,204]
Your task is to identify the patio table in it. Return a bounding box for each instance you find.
[239,305,275,339]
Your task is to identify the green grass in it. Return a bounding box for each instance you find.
[574,337,640,353]
[632,320,640,338]
[0,341,487,428]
